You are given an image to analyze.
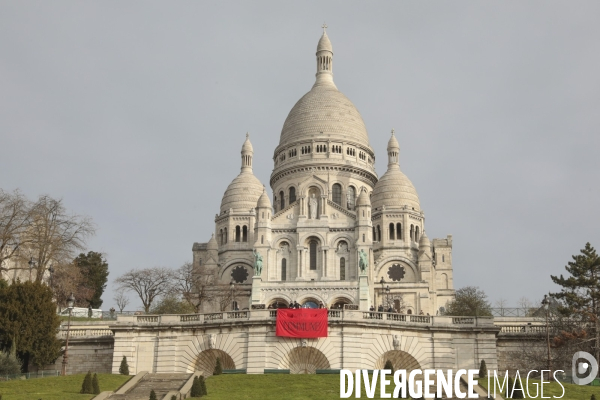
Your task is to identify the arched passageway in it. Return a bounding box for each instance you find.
[279,347,330,374]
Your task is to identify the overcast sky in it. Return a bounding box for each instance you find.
[1,2,599,311]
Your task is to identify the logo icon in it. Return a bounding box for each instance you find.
[572,351,598,385]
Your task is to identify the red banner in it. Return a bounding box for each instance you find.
[275,309,328,338]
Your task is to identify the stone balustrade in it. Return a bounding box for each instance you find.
[113,310,494,328]
[498,324,547,334]
[58,325,114,338]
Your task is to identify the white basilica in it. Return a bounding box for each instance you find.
[193,30,455,315]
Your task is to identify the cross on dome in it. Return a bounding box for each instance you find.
[322,23,327,33]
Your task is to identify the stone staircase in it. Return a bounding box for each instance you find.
[107,373,192,400]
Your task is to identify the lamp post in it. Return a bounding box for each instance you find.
[62,293,75,376]
[28,257,36,282]
[542,294,552,379]
[230,280,236,311]
[385,285,391,310]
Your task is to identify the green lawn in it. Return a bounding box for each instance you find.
[0,373,130,400]
[479,377,600,399]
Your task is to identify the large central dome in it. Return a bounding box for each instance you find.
[279,84,371,148]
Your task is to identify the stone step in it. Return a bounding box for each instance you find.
[107,373,192,400]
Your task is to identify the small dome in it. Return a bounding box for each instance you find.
[220,171,264,214]
[371,166,420,211]
[257,188,272,208]
[317,32,333,53]
[242,133,253,153]
[356,188,370,206]
[207,234,218,250]
[387,130,399,151]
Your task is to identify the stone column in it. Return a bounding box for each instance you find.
[321,195,327,217]
[323,249,327,278]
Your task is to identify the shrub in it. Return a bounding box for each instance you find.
[506,377,514,399]
[80,371,93,394]
[479,360,487,378]
[591,395,597,400]
[171,396,177,400]
[199,375,208,396]
[92,373,100,394]
[149,389,157,400]
[119,356,129,375]
[0,351,22,375]
[512,377,524,399]
[213,357,222,375]
[190,376,201,397]
[383,360,394,374]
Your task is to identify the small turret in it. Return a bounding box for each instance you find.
[314,24,336,88]
[255,187,272,246]
[241,133,253,172]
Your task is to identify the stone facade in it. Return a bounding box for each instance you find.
[110,311,499,375]
[192,30,455,316]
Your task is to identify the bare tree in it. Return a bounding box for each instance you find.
[113,289,130,312]
[115,267,174,313]
[0,189,31,273]
[27,195,95,282]
[174,261,220,313]
[213,283,235,311]
[52,261,94,308]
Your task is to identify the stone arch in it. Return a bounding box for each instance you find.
[297,295,325,307]
[374,256,418,282]
[329,295,354,309]
[279,346,330,374]
[195,349,235,376]
[299,180,326,198]
[330,232,354,249]
[273,235,296,249]
[375,350,421,373]
[220,259,253,282]
[267,296,290,308]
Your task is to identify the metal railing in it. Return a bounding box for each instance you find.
[490,308,538,317]
[0,370,60,381]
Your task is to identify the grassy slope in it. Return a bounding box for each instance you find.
[0,373,130,400]
[479,377,600,399]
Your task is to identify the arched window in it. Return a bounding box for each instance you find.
[340,258,346,281]
[441,273,448,289]
[347,186,356,210]
[279,191,285,210]
[232,300,238,311]
[407,309,413,315]
[224,228,228,244]
[281,259,287,281]
[289,187,296,203]
[332,184,342,205]
[242,226,248,242]
[442,255,445,263]
[261,235,264,244]
[219,229,223,245]
[235,226,241,242]
[410,225,414,241]
[396,223,402,240]
[389,223,395,240]
[372,227,376,242]
[309,240,318,270]
[415,226,420,242]
[362,234,365,242]
[377,225,381,242]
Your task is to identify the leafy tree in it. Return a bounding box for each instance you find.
[383,360,394,374]
[92,373,100,394]
[74,251,109,308]
[213,357,223,375]
[81,371,93,394]
[0,281,61,366]
[149,389,157,400]
[444,286,492,316]
[150,294,196,315]
[0,351,21,375]
[551,243,600,363]
[478,359,487,378]
[119,356,129,375]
